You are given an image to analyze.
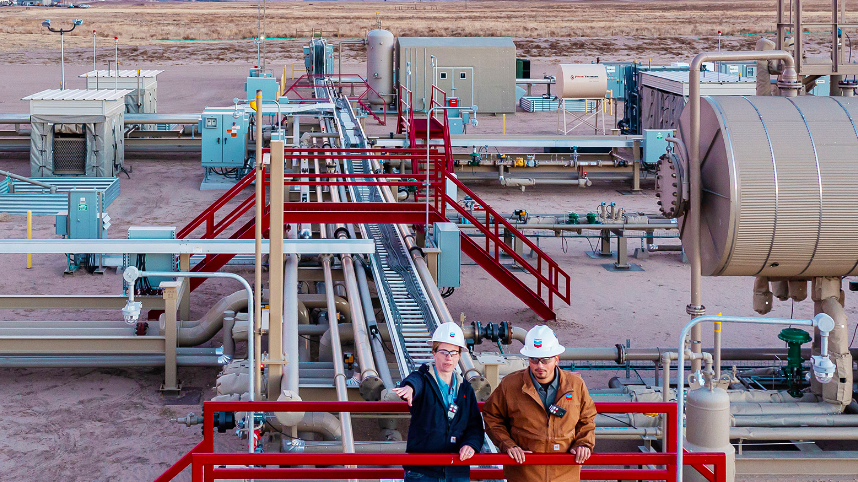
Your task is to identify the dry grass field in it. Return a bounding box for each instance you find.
[1,0,856,64]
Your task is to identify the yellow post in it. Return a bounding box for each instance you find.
[502,114,506,135]
[26,210,32,269]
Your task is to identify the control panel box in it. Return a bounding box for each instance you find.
[201,108,250,168]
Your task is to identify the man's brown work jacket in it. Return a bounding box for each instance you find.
[482,368,597,482]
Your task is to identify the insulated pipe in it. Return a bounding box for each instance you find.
[340,253,384,400]
[687,50,798,374]
[254,89,264,401]
[327,161,383,400]
[500,177,592,188]
[0,354,228,367]
[729,427,858,440]
[322,255,356,455]
[820,295,852,407]
[297,412,342,441]
[732,415,858,427]
[282,228,301,396]
[354,257,395,389]
[300,294,352,322]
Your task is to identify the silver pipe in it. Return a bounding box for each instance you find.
[323,255,356,454]
[687,50,798,376]
[732,415,858,427]
[0,355,227,367]
[0,169,56,193]
[340,253,383,399]
[282,227,301,395]
[676,313,819,482]
[125,268,255,454]
[730,427,858,440]
[354,257,395,389]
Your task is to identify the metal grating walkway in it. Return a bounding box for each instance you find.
[330,95,440,376]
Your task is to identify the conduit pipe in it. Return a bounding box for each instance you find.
[328,161,383,400]
[354,257,395,389]
[253,89,264,401]
[686,50,799,373]
[322,255,356,455]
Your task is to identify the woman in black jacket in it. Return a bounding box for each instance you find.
[392,322,485,482]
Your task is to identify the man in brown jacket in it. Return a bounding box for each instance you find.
[482,325,597,482]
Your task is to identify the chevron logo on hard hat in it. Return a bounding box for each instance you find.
[534,339,542,348]
[450,332,455,337]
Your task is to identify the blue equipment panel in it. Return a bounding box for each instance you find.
[810,76,830,96]
[642,129,673,165]
[604,62,631,99]
[61,189,103,239]
[245,76,279,102]
[201,108,250,168]
[718,62,757,79]
[433,222,461,288]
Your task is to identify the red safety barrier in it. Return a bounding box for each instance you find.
[155,400,726,482]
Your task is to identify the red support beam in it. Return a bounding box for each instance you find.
[281,202,445,225]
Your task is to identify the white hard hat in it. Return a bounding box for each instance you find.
[427,322,467,349]
[519,325,565,358]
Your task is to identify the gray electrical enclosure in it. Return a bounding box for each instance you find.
[396,37,516,114]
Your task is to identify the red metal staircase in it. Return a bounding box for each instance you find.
[407,86,571,320]
[178,91,571,319]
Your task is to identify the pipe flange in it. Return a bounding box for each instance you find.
[408,245,424,258]
[499,321,512,345]
[655,153,688,219]
[686,304,706,316]
[614,343,626,365]
[334,227,351,239]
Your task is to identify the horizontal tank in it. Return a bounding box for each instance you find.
[555,64,608,99]
[678,95,858,277]
[366,29,395,106]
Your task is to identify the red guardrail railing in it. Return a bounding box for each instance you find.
[430,164,572,308]
[155,400,725,482]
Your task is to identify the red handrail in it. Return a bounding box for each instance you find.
[177,168,259,239]
[434,171,572,306]
[157,400,728,482]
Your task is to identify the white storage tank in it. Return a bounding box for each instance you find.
[366,29,395,106]
[555,64,608,99]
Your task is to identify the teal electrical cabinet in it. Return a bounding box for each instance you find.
[642,129,674,166]
[433,222,461,288]
[245,75,278,102]
[201,108,249,168]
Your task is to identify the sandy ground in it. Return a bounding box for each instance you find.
[1,57,856,482]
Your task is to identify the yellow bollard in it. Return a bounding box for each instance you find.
[26,210,32,269]
[502,114,506,135]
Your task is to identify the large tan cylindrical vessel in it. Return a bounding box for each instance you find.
[555,64,608,99]
[678,95,858,277]
[366,29,395,105]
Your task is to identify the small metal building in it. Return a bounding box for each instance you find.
[638,71,756,130]
[23,89,131,177]
[79,69,162,114]
[396,37,516,114]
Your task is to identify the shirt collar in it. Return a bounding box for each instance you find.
[529,367,560,391]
